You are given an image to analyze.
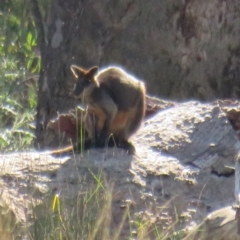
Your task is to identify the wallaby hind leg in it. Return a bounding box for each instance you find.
[75,137,116,152]
[123,95,145,140]
[117,139,136,154]
[78,136,118,152]
[91,134,117,149]
[84,107,116,149]
[112,96,144,154]
[94,135,135,154]
[95,94,118,145]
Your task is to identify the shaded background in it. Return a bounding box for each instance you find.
[33,0,240,147]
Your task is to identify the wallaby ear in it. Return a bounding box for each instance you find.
[87,66,99,78]
[70,65,85,79]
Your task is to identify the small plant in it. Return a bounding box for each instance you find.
[27,170,192,240]
[0,57,37,151]
[0,0,42,151]
[30,170,116,240]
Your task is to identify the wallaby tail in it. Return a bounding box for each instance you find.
[50,139,93,156]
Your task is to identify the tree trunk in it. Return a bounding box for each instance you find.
[32,0,240,149]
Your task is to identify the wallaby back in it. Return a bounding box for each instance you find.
[96,67,145,110]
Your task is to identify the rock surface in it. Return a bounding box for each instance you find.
[1,101,240,239]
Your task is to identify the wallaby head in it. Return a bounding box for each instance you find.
[70,65,99,98]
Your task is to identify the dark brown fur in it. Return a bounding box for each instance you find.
[69,65,146,154]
